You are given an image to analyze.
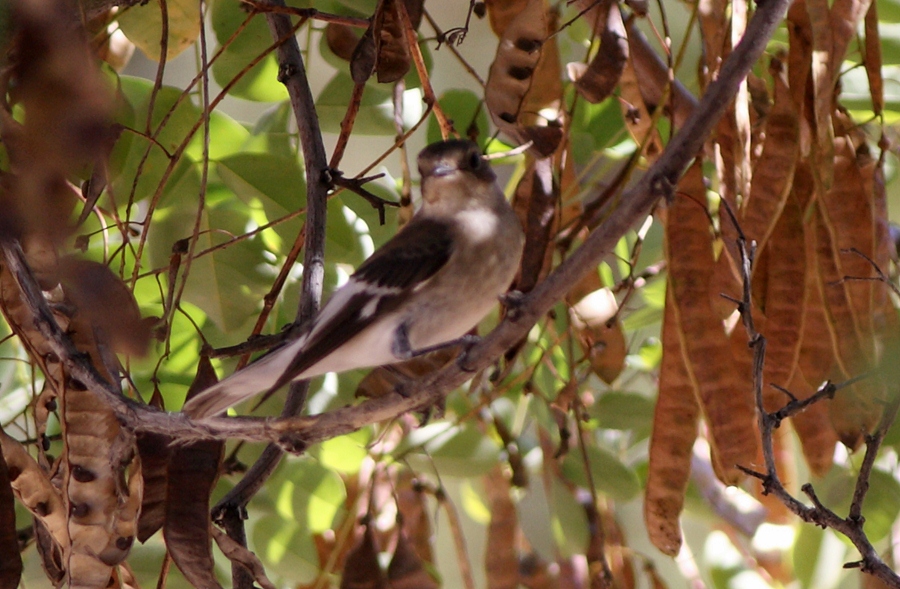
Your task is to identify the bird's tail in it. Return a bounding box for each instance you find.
[182,342,297,419]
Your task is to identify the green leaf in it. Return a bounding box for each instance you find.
[815,466,854,515]
[793,524,823,589]
[284,457,347,533]
[316,72,397,135]
[569,91,626,165]
[634,337,662,370]
[398,422,501,477]
[112,78,202,204]
[622,304,662,331]
[560,444,641,500]
[861,468,900,543]
[549,477,589,558]
[316,429,371,474]
[210,0,289,102]
[640,276,667,309]
[186,110,250,161]
[149,183,272,333]
[216,152,307,249]
[590,391,654,440]
[246,102,295,158]
[428,89,491,148]
[212,49,289,103]
[251,514,319,584]
[326,196,366,266]
[880,0,900,23]
[118,0,201,60]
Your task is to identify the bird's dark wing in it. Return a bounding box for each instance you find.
[270,217,455,391]
[353,217,454,289]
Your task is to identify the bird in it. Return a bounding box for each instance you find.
[182,139,525,419]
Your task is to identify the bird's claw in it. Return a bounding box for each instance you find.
[500,289,526,321]
[456,334,481,372]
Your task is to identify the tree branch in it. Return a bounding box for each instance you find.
[4,0,793,447]
[209,0,333,573]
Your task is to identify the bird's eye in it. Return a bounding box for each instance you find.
[466,149,483,170]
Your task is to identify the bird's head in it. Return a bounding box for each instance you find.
[417,139,498,210]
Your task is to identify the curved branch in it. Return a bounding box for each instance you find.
[7,0,793,460]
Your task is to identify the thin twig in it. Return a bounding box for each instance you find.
[238,0,369,28]
[395,0,454,138]
[210,0,333,574]
[729,206,900,587]
[331,172,398,226]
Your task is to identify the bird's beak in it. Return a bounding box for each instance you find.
[426,160,458,178]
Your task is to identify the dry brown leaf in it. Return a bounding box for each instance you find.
[787,369,837,477]
[626,22,697,129]
[513,157,557,294]
[819,134,876,350]
[395,470,433,566]
[164,357,224,589]
[809,206,879,448]
[356,347,456,399]
[644,291,700,556]
[806,0,835,190]
[665,162,758,484]
[349,0,424,84]
[59,257,150,357]
[135,388,170,543]
[485,467,518,589]
[485,0,529,36]
[759,193,806,410]
[789,181,839,475]
[485,0,546,130]
[327,22,361,62]
[709,254,742,320]
[571,0,627,105]
[387,524,438,589]
[134,432,168,544]
[0,429,69,560]
[786,0,813,116]
[740,56,800,255]
[863,2,883,115]
[618,54,662,162]
[340,521,388,589]
[33,519,66,586]
[813,117,883,446]
[350,25,379,84]
[59,367,138,586]
[713,107,741,263]
[376,0,422,83]
[829,0,872,76]
[485,0,562,156]
[697,0,729,84]
[0,448,22,589]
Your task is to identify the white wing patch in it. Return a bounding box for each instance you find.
[309,278,402,337]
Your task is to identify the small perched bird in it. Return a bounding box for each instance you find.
[183,139,525,418]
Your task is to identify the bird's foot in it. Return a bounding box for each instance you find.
[455,334,482,372]
[500,290,526,321]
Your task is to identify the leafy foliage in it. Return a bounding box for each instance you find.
[1,0,900,588]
